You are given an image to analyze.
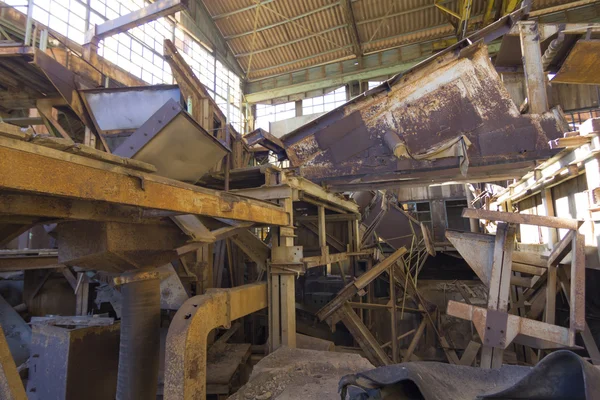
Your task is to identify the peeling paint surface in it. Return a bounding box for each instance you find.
[283,44,564,187]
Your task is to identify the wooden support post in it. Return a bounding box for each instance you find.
[542,188,558,247]
[0,325,26,400]
[318,205,330,275]
[270,198,297,350]
[481,223,516,369]
[268,270,281,351]
[75,272,89,316]
[557,267,598,364]
[584,154,600,261]
[571,233,585,332]
[389,264,398,363]
[335,303,391,366]
[518,21,548,115]
[404,316,427,362]
[280,274,296,348]
[545,264,557,325]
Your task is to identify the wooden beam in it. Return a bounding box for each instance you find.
[286,176,359,214]
[299,221,346,252]
[571,233,586,331]
[547,230,576,267]
[0,255,61,271]
[0,193,172,225]
[0,325,26,400]
[404,316,427,362]
[462,208,581,230]
[0,137,289,226]
[518,21,549,114]
[333,303,391,367]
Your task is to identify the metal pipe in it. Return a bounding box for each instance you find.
[164,283,268,400]
[115,270,161,400]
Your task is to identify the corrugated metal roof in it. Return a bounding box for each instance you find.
[201,0,582,81]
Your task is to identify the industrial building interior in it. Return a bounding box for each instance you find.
[0,0,600,398]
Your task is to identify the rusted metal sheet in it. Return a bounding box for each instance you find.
[114,99,230,183]
[553,40,600,84]
[244,128,286,159]
[354,191,423,251]
[282,42,565,187]
[27,323,120,400]
[79,85,181,133]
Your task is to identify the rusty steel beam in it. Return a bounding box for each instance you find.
[85,0,188,44]
[164,283,267,400]
[0,137,289,226]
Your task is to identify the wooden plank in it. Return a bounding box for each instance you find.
[458,341,481,366]
[354,247,407,290]
[512,251,548,268]
[389,264,398,363]
[269,274,281,351]
[0,325,27,400]
[0,136,289,226]
[545,263,557,325]
[571,233,586,331]
[547,230,575,267]
[280,274,296,348]
[404,317,427,362]
[462,208,581,230]
[61,268,77,291]
[556,267,598,364]
[336,303,391,367]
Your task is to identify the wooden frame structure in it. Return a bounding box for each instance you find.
[447,209,595,368]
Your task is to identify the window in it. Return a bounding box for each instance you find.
[93,0,172,85]
[255,102,295,132]
[401,201,432,233]
[445,199,471,231]
[4,1,244,131]
[368,81,382,89]
[175,27,214,96]
[302,86,347,116]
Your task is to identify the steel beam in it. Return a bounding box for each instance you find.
[245,41,501,102]
[0,137,289,226]
[164,283,267,400]
[225,2,341,40]
[235,24,348,58]
[213,0,275,20]
[84,0,188,44]
[341,0,362,56]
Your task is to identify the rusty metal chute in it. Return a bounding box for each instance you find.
[281,41,565,190]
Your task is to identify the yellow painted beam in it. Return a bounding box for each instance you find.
[0,137,289,226]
